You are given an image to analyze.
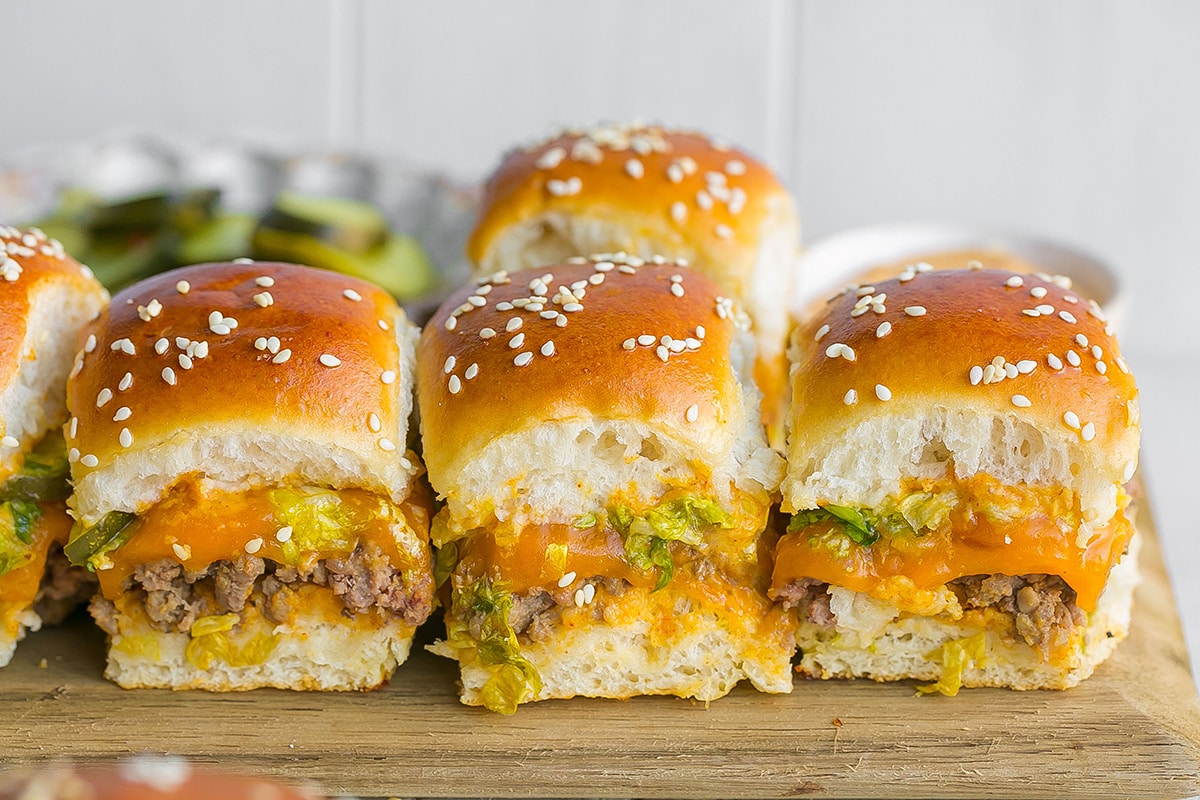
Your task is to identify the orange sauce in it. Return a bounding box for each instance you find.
[0,501,72,605]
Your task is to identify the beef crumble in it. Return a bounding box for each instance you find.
[33,546,98,625]
[89,542,433,635]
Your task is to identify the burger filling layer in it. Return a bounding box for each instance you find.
[72,479,434,645]
[771,473,1134,656]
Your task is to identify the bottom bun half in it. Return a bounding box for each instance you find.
[98,587,416,691]
[431,581,796,709]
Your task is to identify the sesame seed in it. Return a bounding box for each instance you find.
[68,417,78,438]
[1047,353,1064,370]
[547,177,582,196]
[670,201,687,223]
[245,537,263,554]
[113,406,132,422]
[656,345,670,362]
[1017,360,1037,374]
[514,352,534,367]
[253,291,274,307]
[593,261,614,272]
[509,332,526,349]
[1066,350,1081,367]
[843,389,858,406]
[1091,345,1103,360]
[378,438,397,452]
[637,334,655,347]
[667,163,684,183]
[1004,363,1018,379]
[1022,309,1041,318]
[624,158,644,179]
[697,190,714,211]
[1005,275,1024,288]
[467,294,486,308]
[465,363,479,380]
[1030,286,1048,299]
[1011,394,1032,408]
[276,526,294,543]
[541,341,556,357]
[154,338,169,355]
[448,375,462,394]
[1059,311,1077,324]
[96,388,113,408]
[618,265,637,275]
[725,158,746,176]
[1097,361,1108,375]
[1081,422,1096,442]
[1075,334,1089,347]
[172,543,191,561]
[272,349,292,364]
[557,572,577,588]
[814,324,831,342]
[1116,357,1129,374]
[443,355,457,374]
[0,436,18,448]
[319,354,341,368]
[969,365,983,385]
[84,334,97,354]
[562,302,584,312]
[904,306,927,317]
[506,317,523,332]
[574,588,586,607]
[378,319,390,331]
[583,583,596,604]
[876,321,892,338]
[162,366,177,385]
[670,282,685,297]
[622,338,636,351]
[444,316,457,331]
[1036,304,1054,315]
[111,338,136,355]
[539,310,559,320]
[178,354,193,370]
[1064,411,1081,430]
[80,454,98,468]
[983,364,997,384]
[381,370,397,385]
[555,315,568,328]
[118,428,133,448]
[343,288,362,302]
[1123,462,1136,482]
[875,384,892,402]
[479,328,496,340]
[176,280,190,294]
[400,456,413,470]
[536,147,566,169]
[255,276,275,287]
[715,224,733,240]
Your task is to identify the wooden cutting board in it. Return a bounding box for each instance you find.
[2,479,1198,800]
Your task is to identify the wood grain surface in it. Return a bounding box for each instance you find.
[1,480,1198,800]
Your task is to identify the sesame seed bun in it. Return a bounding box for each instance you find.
[0,225,108,481]
[465,123,801,446]
[63,262,432,692]
[418,256,783,536]
[783,267,1139,524]
[777,266,1141,691]
[0,225,107,668]
[67,261,421,525]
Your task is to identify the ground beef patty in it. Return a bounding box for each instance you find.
[88,541,432,635]
[772,573,1086,657]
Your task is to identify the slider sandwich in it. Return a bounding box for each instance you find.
[0,225,108,666]
[66,261,433,690]
[775,266,1140,692]
[466,122,801,446]
[419,255,791,712]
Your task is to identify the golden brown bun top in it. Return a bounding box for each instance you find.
[466,123,794,291]
[789,266,1139,473]
[418,256,747,484]
[0,225,108,476]
[66,261,410,482]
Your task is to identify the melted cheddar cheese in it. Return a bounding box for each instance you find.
[96,479,431,599]
[773,475,1134,614]
[0,501,73,635]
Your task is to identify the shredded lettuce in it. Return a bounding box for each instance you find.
[269,487,376,564]
[456,577,542,714]
[788,505,880,546]
[0,505,35,579]
[8,499,40,545]
[607,497,732,591]
[915,631,989,696]
[894,491,957,532]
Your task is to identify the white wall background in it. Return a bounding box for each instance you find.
[5,0,1200,680]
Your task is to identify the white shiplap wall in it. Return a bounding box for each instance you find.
[4,0,1200,681]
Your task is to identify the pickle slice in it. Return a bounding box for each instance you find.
[64,511,137,567]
